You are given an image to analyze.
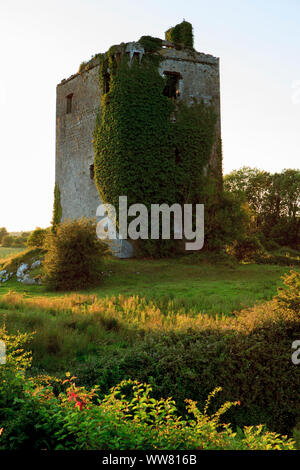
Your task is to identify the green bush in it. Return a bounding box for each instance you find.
[27,227,49,248]
[229,234,265,261]
[43,218,108,291]
[0,331,295,450]
[1,235,14,247]
[204,189,249,252]
[165,21,194,48]
[276,270,300,314]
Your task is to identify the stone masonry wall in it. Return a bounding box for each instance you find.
[56,64,102,222]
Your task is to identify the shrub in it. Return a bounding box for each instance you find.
[204,189,250,252]
[43,218,108,291]
[229,234,265,261]
[165,21,194,48]
[1,235,14,247]
[276,270,300,315]
[0,335,295,450]
[27,227,49,248]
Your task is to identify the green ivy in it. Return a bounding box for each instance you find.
[173,101,217,204]
[95,53,175,211]
[51,183,62,232]
[138,36,163,52]
[165,21,194,49]
[93,33,218,256]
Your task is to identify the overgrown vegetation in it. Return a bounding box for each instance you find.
[51,183,62,231]
[43,218,108,290]
[225,167,300,251]
[93,30,228,256]
[27,227,49,248]
[0,328,296,450]
[0,247,44,275]
[0,230,30,248]
[0,271,299,437]
[165,20,194,49]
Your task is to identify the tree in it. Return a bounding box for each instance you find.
[1,235,13,247]
[0,228,8,245]
[27,228,48,248]
[224,167,300,249]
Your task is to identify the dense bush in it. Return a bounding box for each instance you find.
[1,235,13,247]
[43,218,108,290]
[165,21,194,48]
[27,227,49,248]
[0,329,295,450]
[203,188,250,252]
[276,270,300,314]
[228,234,265,261]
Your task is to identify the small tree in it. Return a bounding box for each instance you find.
[43,218,109,291]
[27,227,48,248]
[0,228,8,245]
[1,235,13,247]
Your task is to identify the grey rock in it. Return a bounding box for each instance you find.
[21,275,36,285]
[16,263,29,279]
[31,260,41,269]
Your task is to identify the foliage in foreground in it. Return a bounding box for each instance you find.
[43,218,108,291]
[0,271,299,436]
[0,330,295,450]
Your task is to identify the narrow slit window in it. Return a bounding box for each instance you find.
[66,93,73,114]
[163,71,182,99]
[89,164,94,180]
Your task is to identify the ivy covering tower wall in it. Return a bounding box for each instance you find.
[55,22,222,256]
[51,183,62,232]
[93,23,219,255]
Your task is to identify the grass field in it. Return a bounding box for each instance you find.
[0,246,26,261]
[0,252,297,370]
[0,252,296,316]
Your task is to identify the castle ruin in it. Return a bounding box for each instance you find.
[55,23,221,256]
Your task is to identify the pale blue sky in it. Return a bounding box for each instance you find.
[0,0,299,231]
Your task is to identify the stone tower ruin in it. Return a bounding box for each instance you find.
[55,23,221,256]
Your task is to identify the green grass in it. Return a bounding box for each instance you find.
[0,246,26,261]
[88,258,292,315]
[0,255,295,316]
